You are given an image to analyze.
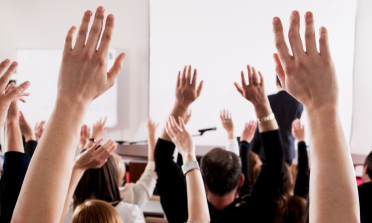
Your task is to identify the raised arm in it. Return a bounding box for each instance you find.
[220,109,239,155]
[272,11,359,223]
[19,111,38,157]
[238,120,257,197]
[292,119,310,199]
[165,116,210,223]
[145,117,158,161]
[59,139,116,223]
[83,117,108,149]
[12,7,125,223]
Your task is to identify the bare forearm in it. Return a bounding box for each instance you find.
[6,120,24,153]
[147,135,156,162]
[59,166,85,223]
[161,103,188,141]
[12,99,89,223]
[308,106,359,223]
[183,154,210,223]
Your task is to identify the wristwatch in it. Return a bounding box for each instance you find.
[87,138,97,143]
[181,161,200,175]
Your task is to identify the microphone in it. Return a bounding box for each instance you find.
[192,127,217,137]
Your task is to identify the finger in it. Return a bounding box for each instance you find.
[165,122,175,139]
[252,121,257,130]
[229,112,232,120]
[319,26,331,57]
[251,67,259,85]
[19,111,24,119]
[234,82,244,95]
[89,138,104,151]
[186,65,192,85]
[273,53,286,89]
[171,116,183,132]
[247,65,253,85]
[177,71,181,87]
[6,81,30,103]
[98,14,115,57]
[96,140,113,157]
[272,17,292,65]
[258,71,264,87]
[304,11,317,55]
[75,10,93,49]
[181,66,187,86]
[20,98,26,103]
[63,26,76,53]
[196,80,203,97]
[191,69,197,88]
[178,117,186,131]
[85,6,105,52]
[40,121,46,129]
[0,59,11,76]
[4,82,14,94]
[220,110,224,121]
[288,10,305,57]
[107,53,126,86]
[0,62,18,91]
[241,71,247,86]
[188,109,192,117]
[102,116,107,126]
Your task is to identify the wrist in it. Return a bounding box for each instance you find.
[56,95,90,115]
[227,132,235,140]
[24,133,36,142]
[306,103,338,120]
[182,153,197,164]
[254,99,272,118]
[73,163,87,172]
[173,102,189,113]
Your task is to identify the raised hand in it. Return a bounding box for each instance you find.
[145,117,159,136]
[291,119,305,142]
[79,124,90,150]
[175,66,203,108]
[240,120,257,143]
[220,109,235,139]
[57,7,125,107]
[145,117,158,162]
[184,109,192,125]
[90,117,109,139]
[74,139,116,170]
[0,61,30,127]
[165,116,194,157]
[234,65,267,107]
[19,111,36,142]
[34,120,45,141]
[272,11,338,112]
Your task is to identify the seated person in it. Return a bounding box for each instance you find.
[358,151,372,222]
[220,109,239,155]
[155,65,284,222]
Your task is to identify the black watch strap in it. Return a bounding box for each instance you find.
[88,138,97,143]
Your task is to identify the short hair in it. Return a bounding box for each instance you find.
[364,151,372,179]
[72,199,123,223]
[276,75,282,87]
[112,153,126,186]
[201,148,242,196]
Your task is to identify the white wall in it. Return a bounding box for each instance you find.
[0,0,150,142]
[350,0,372,154]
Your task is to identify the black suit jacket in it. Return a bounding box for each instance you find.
[251,91,303,162]
[358,182,372,223]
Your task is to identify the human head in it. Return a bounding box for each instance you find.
[276,75,282,89]
[201,148,244,196]
[73,154,122,209]
[363,151,372,183]
[248,151,262,188]
[112,153,126,186]
[72,199,123,223]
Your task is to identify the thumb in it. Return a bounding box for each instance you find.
[107,53,126,86]
[234,82,243,95]
[6,81,30,103]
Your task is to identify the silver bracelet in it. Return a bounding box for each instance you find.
[181,161,200,175]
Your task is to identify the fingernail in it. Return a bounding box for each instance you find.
[291,10,298,16]
[305,11,312,18]
[272,17,279,25]
[85,10,92,16]
[97,6,105,13]
[25,81,30,86]
[3,59,10,63]
[108,14,115,20]
[121,53,126,62]
[12,61,18,66]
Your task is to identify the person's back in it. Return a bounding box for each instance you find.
[358,151,372,222]
[251,77,303,164]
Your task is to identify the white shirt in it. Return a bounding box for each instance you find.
[63,201,145,223]
[226,138,240,156]
[120,161,158,209]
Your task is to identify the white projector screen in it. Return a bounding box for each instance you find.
[17,49,118,128]
[149,0,356,146]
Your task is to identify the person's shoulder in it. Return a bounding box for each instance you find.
[116,202,145,222]
[358,182,372,193]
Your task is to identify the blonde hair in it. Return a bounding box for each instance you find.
[112,153,126,186]
[72,199,123,223]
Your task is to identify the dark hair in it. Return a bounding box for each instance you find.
[364,151,372,179]
[276,75,282,87]
[200,148,241,196]
[73,155,122,209]
[273,162,306,223]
